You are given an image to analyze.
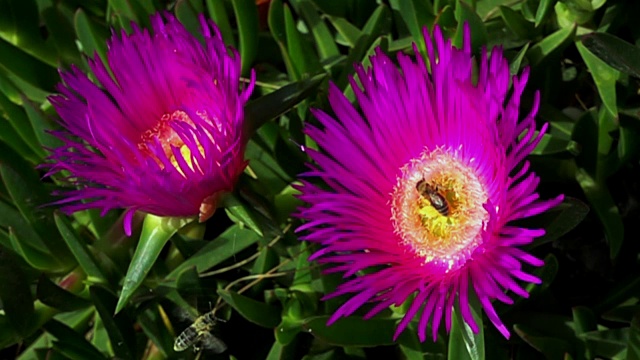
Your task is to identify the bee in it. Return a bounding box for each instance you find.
[416,179,450,216]
[173,312,227,353]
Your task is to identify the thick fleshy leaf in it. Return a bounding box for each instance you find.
[8,228,63,271]
[224,194,265,237]
[217,290,280,328]
[293,0,340,60]
[500,6,534,40]
[116,215,192,313]
[43,320,107,360]
[522,254,558,296]
[580,328,628,359]
[266,340,300,360]
[527,197,589,248]
[604,306,640,324]
[509,43,530,74]
[41,4,81,66]
[205,0,235,47]
[89,286,136,360]
[453,0,488,50]
[231,0,259,76]
[396,0,434,54]
[54,213,109,284]
[167,225,261,279]
[531,133,580,155]
[107,0,140,31]
[284,4,322,79]
[555,0,593,28]
[0,38,58,93]
[327,15,362,47]
[74,9,109,62]
[572,307,597,335]
[581,32,640,79]
[527,25,575,66]
[515,323,572,359]
[243,74,326,139]
[448,292,485,360]
[628,315,640,360]
[576,41,619,118]
[0,88,46,158]
[575,169,623,259]
[302,316,397,347]
[1,146,73,267]
[0,0,46,52]
[36,275,90,312]
[137,306,175,357]
[535,0,557,27]
[269,0,298,78]
[275,316,301,345]
[0,247,34,336]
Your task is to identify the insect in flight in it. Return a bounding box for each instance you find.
[416,179,450,216]
[174,312,227,353]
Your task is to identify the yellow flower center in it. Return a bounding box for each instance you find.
[137,110,221,222]
[391,148,489,273]
[138,110,208,175]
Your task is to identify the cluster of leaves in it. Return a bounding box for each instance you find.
[1,0,640,359]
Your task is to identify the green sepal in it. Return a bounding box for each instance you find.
[115,214,193,313]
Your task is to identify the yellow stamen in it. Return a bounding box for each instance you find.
[391,148,489,272]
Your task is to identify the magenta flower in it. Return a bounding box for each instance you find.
[296,26,563,341]
[45,13,254,235]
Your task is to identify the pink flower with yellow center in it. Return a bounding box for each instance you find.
[44,13,254,235]
[296,26,564,341]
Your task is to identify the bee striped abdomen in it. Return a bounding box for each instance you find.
[416,179,450,216]
[174,326,199,351]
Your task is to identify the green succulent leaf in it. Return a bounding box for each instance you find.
[302,316,397,347]
[580,32,640,79]
[116,214,193,313]
[43,320,107,360]
[218,289,281,328]
[55,213,109,285]
[449,291,485,360]
[527,25,575,66]
[0,247,34,337]
[231,0,259,76]
[576,41,619,118]
[36,275,90,312]
[243,73,326,139]
[90,286,136,360]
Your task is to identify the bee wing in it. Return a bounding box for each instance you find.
[200,332,227,354]
[173,306,198,322]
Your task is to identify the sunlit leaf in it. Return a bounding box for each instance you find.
[232,0,259,76]
[576,41,619,118]
[449,291,484,360]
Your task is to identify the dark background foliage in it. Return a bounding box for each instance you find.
[0,0,639,359]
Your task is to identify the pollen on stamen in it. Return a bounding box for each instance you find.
[138,110,209,175]
[391,148,489,273]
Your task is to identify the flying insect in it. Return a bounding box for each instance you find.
[173,312,227,353]
[416,179,450,216]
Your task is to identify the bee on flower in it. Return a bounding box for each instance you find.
[296,25,564,341]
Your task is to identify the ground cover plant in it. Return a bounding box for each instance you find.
[0,0,639,359]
